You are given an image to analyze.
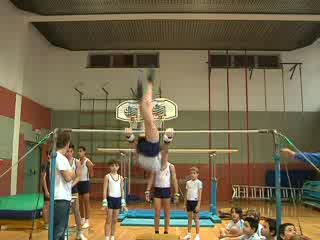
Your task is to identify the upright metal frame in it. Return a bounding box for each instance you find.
[49,128,283,240]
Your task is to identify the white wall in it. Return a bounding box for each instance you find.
[22,34,320,112]
[0,0,318,112]
[22,24,51,105]
[0,1,28,94]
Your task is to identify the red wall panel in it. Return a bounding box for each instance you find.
[21,96,51,130]
[0,86,16,118]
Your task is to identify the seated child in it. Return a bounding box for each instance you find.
[247,209,263,237]
[261,218,276,240]
[279,223,296,240]
[220,207,244,238]
[240,217,261,240]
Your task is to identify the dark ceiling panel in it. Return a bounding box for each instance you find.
[32,20,320,51]
[11,0,320,15]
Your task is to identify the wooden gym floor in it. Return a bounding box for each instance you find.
[0,201,319,240]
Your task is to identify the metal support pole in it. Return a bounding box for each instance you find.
[211,178,217,215]
[75,88,83,146]
[272,131,282,239]
[210,152,217,215]
[102,88,109,163]
[208,50,213,203]
[264,69,267,111]
[281,66,286,112]
[128,152,131,194]
[226,50,231,192]
[299,64,304,112]
[245,50,251,191]
[49,129,58,240]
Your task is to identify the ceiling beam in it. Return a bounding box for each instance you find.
[25,13,320,23]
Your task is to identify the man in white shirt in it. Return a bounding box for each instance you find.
[53,131,75,240]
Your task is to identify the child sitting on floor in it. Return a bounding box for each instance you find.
[220,207,244,239]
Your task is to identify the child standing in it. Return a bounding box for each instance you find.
[66,144,87,240]
[78,146,94,229]
[102,159,128,240]
[41,150,51,230]
[183,167,203,240]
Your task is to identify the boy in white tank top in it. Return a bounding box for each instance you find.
[102,159,128,240]
[66,144,87,240]
[183,167,203,240]
[145,143,179,235]
[78,146,94,229]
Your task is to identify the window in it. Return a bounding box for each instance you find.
[257,56,280,68]
[233,55,255,68]
[209,54,280,69]
[88,54,110,68]
[209,55,230,68]
[136,54,159,68]
[113,54,134,68]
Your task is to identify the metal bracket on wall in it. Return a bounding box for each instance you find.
[280,62,302,80]
[249,68,254,80]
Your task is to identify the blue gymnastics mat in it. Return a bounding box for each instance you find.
[118,212,128,221]
[126,210,220,221]
[121,218,215,227]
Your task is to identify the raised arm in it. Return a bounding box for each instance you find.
[281,148,320,168]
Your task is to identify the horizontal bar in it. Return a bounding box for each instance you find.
[91,177,197,184]
[280,62,302,65]
[65,128,273,134]
[97,148,238,154]
[81,98,132,101]
[27,13,320,23]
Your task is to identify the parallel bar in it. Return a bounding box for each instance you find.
[97,148,238,154]
[67,128,271,134]
[280,62,302,65]
[26,13,320,23]
[81,98,132,101]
